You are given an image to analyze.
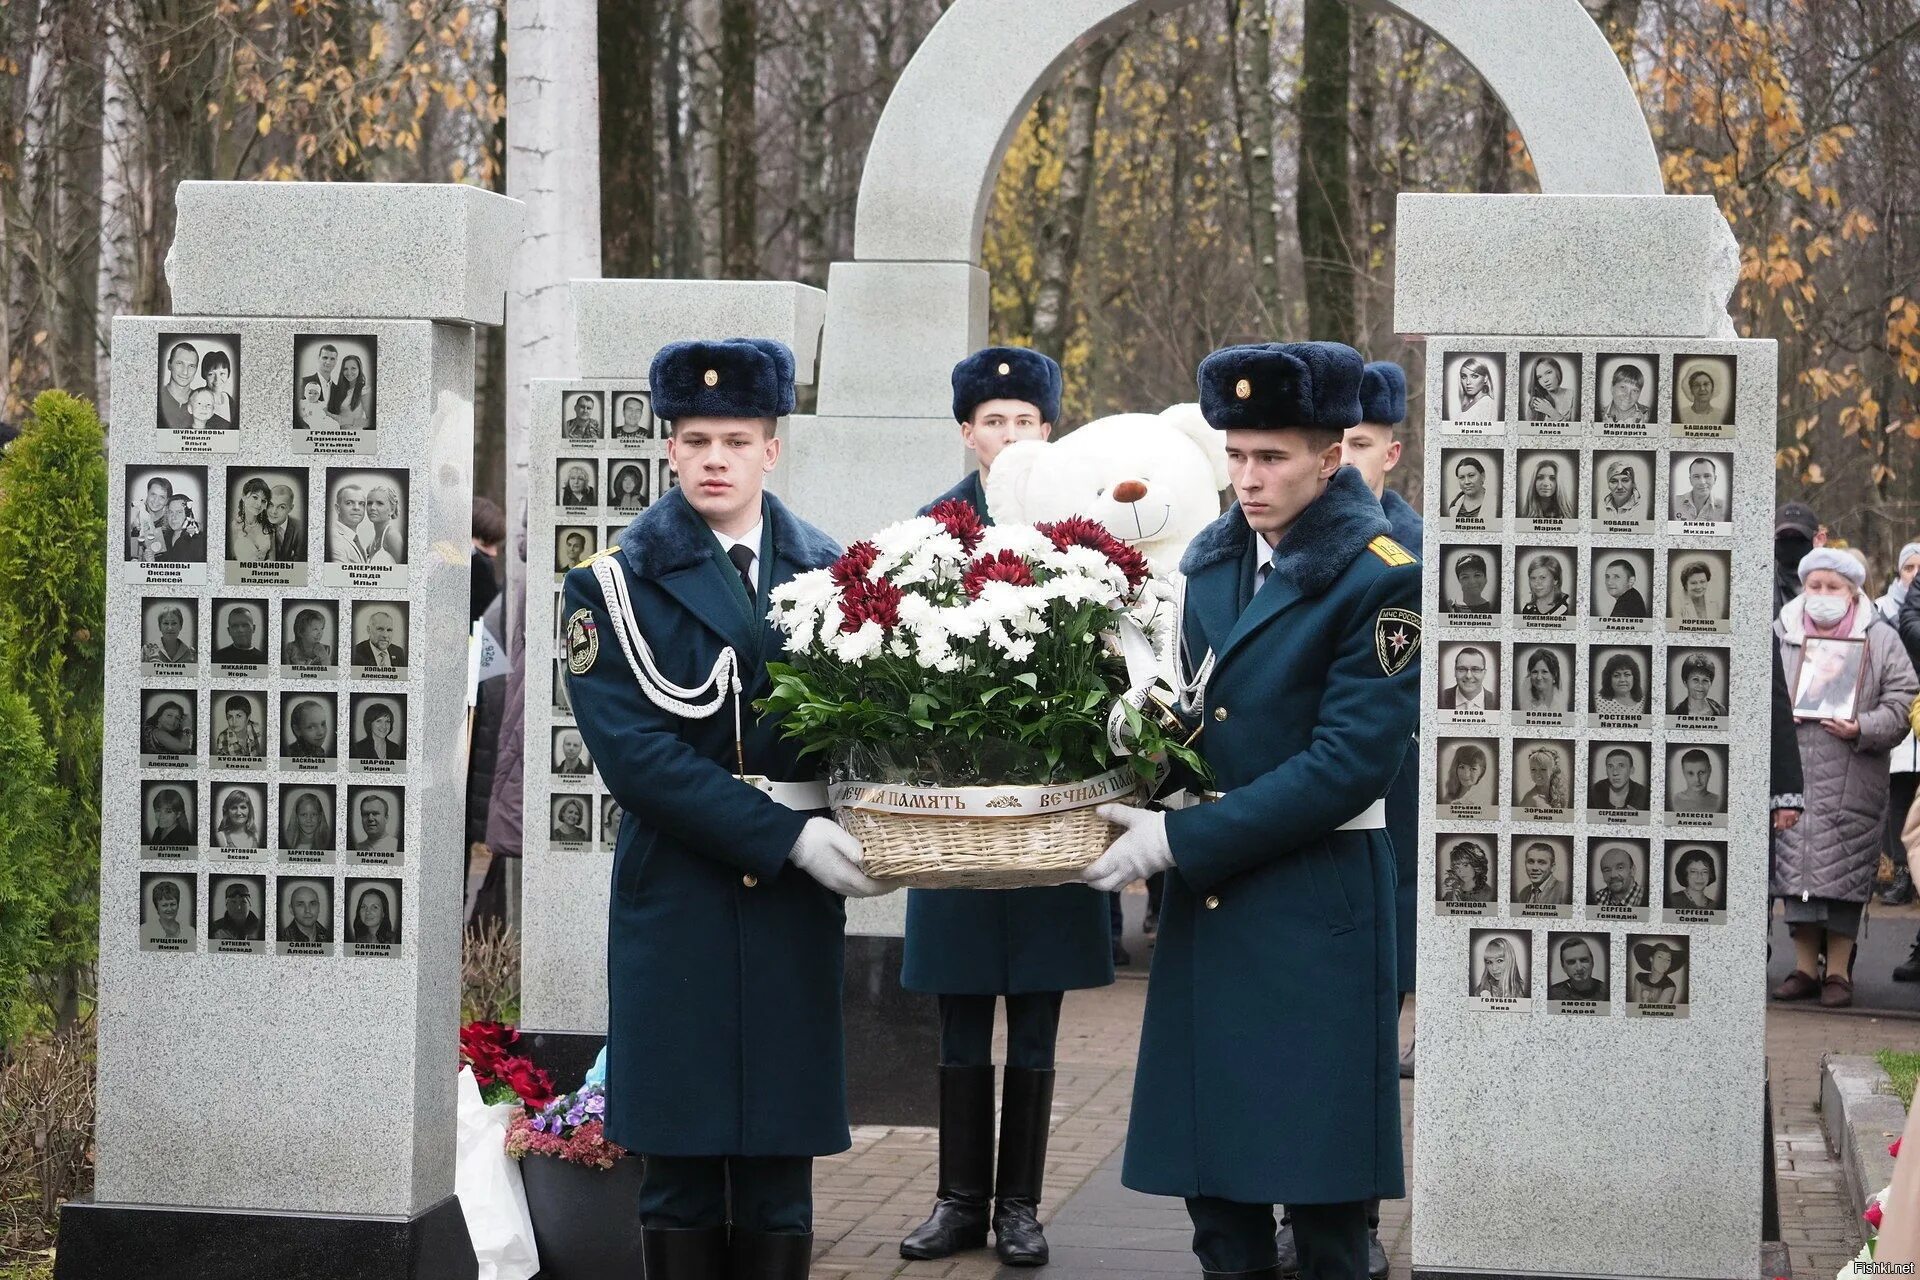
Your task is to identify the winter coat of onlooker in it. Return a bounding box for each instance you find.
[1771,548,1919,1008]
[1878,541,1920,907]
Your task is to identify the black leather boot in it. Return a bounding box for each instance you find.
[899,1064,994,1259]
[1366,1199,1389,1278]
[727,1229,813,1279]
[1274,1215,1300,1277]
[1205,1270,1284,1279]
[642,1225,729,1279]
[993,1065,1055,1266]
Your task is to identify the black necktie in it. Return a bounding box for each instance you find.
[727,542,756,604]
[1255,561,1272,595]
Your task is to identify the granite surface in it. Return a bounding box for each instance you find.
[812,261,988,419]
[568,279,827,383]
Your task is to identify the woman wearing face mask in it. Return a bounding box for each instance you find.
[1879,541,1920,908]
[1771,548,1919,1009]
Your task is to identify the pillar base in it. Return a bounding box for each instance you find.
[55,1193,475,1280]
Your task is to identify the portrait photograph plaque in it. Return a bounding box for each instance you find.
[1467,928,1533,1012]
[349,600,410,679]
[1513,449,1577,533]
[139,597,200,677]
[557,458,601,515]
[1518,352,1580,430]
[1668,550,1732,634]
[1511,643,1575,729]
[1435,835,1498,916]
[140,780,197,860]
[1625,933,1691,1018]
[608,390,654,443]
[1514,545,1576,629]
[209,598,268,676]
[1436,737,1499,821]
[1509,835,1573,918]
[1594,353,1658,433]
[321,467,410,590]
[1665,743,1730,829]
[344,877,403,957]
[277,784,337,866]
[346,693,408,775]
[209,689,268,769]
[138,689,196,768]
[1664,840,1729,925]
[1440,353,1506,431]
[138,872,196,953]
[154,333,240,453]
[1436,641,1499,727]
[554,526,598,579]
[1591,450,1658,534]
[208,874,268,955]
[275,877,334,956]
[560,390,606,443]
[1437,449,1501,532]
[1511,739,1575,822]
[609,460,652,513]
[1672,355,1738,438]
[1590,549,1655,633]
[1585,741,1652,826]
[1590,645,1655,732]
[223,465,309,587]
[280,691,338,773]
[1544,932,1611,1015]
[1667,647,1732,729]
[1666,452,1734,536]
[209,781,268,863]
[1586,837,1652,922]
[292,334,378,454]
[550,794,594,853]
[345,784,405,867]
[279,599,339,677]
[123,465,209,587]
[599,796,623,851]
[1438,545,1499,626]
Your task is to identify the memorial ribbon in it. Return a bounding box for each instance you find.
[829,766,1138,818]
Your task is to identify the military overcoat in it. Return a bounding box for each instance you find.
[898,472,1116,996]
[563,487,852,1158]
[1121,467,1417,1207]
[1380,487,1424,994]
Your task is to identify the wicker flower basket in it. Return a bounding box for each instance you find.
[830,766,1141,889]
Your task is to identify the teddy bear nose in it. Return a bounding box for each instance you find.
[1112,480,1149,504]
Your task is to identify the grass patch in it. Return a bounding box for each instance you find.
[0,1256,53,1280]
[1878,1049,1920,1108]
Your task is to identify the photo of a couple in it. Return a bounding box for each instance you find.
[292,335,377,433]
[324,469,409,568]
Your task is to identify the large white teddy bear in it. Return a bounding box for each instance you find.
[983,403,1229,577]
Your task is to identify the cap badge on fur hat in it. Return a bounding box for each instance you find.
[998,362,1011,376]
[703,369,719,387]
[1235,378,1252,401]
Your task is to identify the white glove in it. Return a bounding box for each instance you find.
[788,817,888,898]
[1080,804,1175,892]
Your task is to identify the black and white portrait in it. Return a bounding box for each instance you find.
[125,466,208,577]
[605,525,628,553]
[347,786,405,862]
[1512,739,1574,817]
[1439,450,1500,527]
[1793,635,1867,721]
[345,877,403,955]
[1442,353,1504,424]
[1468,929,1532,1005]
[210,599,268,669]
[280,600,338,671]
[1514,450,1577,526]
[293,334,377,436]
[1436,836,1498,913]
[1667,453,1733,529]
[552,658,573,715]
[1437,737,1498,815]
[1590,646,1653,722]
[350,601,410,676]
[1510,835,1573,910]
[562,391,604,442]
[1591,549,1654,626]
[224,466,308,582]
[609,462,652,512]
[1545,933,1611,1009]
[550,794,594,849]
[1668,550,1732,630]
[210,782,267,856]
[276,877,334,953]
[1668,648,1731,723]
[1515,547,1576,622]
[659,458,678,496]
[348,694,408,770]
[155,333,239,445]
[555,526,597,575]
[280,691,338,769]
[1673,355,1737,429]
[1664,841,1728,918]
[1512,644,1575,718]
[600,796,623,849]
[610,392,653,442]
[1592,451,1657,528]
[278,784,336,856]
[1440,546,1499,617]
[323,467,409,587]
[1596,354,1656,425]
[208,875,267,949]
[1586,742,1652,818]
[1587,838,1651,913]
[142,780,197,851]
[140,597,199,672]
[558,459,600,510]
[1625,934,1690,1013]
[210,690,267,766]
[552,727,593,777]
[1520,352,1580,424]
[139,690,195,764]
[138,872,196,951]
[1666,744,1728,820]
[1436,642,1498,719]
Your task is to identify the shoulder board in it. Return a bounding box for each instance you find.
[1367,535,1415,568]
[577,546,620,569]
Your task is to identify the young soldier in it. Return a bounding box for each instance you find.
[564,338,885,1280]
[1083,341,1420,1280]
[899,346,1115,1268]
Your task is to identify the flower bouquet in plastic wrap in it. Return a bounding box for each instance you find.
[761,499,1203,888]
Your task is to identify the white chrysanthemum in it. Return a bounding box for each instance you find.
[1004,636,1036,662]
[831,620,886,664]
[977,526,1052,560]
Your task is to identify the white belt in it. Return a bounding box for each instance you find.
[1188,792,1387,831]
[741,775,828,811]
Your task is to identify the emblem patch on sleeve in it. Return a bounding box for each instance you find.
[1374,607,1421,677]
[565,608,600,676]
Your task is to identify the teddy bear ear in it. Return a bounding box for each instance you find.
[983,439,1049,523]
[1160,402,1230,491]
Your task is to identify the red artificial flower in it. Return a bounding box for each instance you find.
[502,1058,557,1110]
[1035,516,1150,589]
[926,499,986,553]
[963,550,1037,599]
[1892,1137,1904,1159]
[839,576,904,633]
[1865,1200,1884,1230]
[460,1022,518,1079]
[831,541,879,588]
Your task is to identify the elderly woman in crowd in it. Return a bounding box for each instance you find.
[1772,547,1919,1008]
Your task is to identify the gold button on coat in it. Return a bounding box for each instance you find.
[1214,706,1229,722]
[1205,895,1221,910]
[742,874,758,888]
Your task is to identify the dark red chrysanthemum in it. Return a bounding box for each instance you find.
[926,499,986,553]
[830,540,879,588]
[962,549,1037,599]
[839,576,904,633]
[1035,516,1151,589]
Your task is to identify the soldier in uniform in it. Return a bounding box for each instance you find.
[563,337,886,1280]
[1082,341,1420,1280]
[899,346,1115,1268]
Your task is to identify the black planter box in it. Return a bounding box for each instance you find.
[520,1152,645,1280]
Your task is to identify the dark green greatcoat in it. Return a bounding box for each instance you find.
[1380,487,1425,994]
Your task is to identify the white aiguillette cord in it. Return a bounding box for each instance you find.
[1105,574,1209,758]
[592,556,748,772]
